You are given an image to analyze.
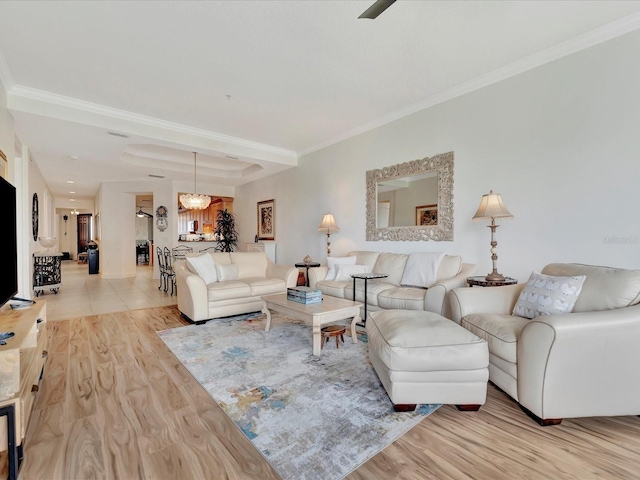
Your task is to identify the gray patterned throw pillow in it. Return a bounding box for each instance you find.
[513,271,586,319]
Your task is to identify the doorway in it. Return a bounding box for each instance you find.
[77,213,92,252]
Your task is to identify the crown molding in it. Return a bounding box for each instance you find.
[299,12,640,157]
[8,85,298,160]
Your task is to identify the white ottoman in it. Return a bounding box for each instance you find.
[366,309,489,412]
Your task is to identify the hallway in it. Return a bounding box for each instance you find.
[40,260,177,321]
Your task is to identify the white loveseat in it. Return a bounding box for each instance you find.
[450,263,640,425]
[175,251,297,324]
[309,251,476,319]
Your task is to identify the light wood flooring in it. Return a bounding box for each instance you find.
[12,306,640,480]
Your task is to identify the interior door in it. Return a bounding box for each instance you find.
[77,214,92,252]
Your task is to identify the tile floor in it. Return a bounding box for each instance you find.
[39,260,177,321]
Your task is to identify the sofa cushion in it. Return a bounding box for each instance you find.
[207,280,251,302]
[243,277,286,296]
[373,253,408,286]
[541,263,640,312]
[461,313,529,364]
[216,264,239,282]
[335,264,370,281]
[186,254,218,284]
[231,252,269,278]
[345,280,395,306]
[348,251,380,271]
[437,255,462,281]
[513,271,585,319]
[400,252,445,288]
[325,256,357,281]
[317,280,350,298]
[378,287,426,310]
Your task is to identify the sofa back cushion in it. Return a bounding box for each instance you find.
[541,263,640,312]
[347,251,380,271]
[230,252,269,279]
[373,253,408,286]
[437,255,462,281]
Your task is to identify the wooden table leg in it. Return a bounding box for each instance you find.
[312,319,321,356]
[262,303,272,332]
[351,315,361,343]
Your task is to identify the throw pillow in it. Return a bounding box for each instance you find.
[334,264,371,282]
[400,252,446,288]
[186,254,218,284]
[513,271,586,319]
[325,256,357,281]
[216,263,239,282]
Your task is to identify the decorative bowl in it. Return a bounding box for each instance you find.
[38,236,57,249]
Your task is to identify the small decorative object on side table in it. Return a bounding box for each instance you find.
[295,261,321,287]
[467,275,517,287]
[351,273,389,325]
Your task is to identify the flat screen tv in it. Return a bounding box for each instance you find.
[0,176,18,308]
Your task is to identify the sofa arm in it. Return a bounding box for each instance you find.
[175,260,209,322]
[449,283,525,324]
[424,263,477,318]
[518,304,640,419]
[267,263,298,288]
[308,267,328,289]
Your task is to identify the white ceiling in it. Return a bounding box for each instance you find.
[1,1,640,201]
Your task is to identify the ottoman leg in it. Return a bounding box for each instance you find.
[455,404,481,412]
[393,404,417,412]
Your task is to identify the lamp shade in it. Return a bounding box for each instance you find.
[317,213,340,233]
[472,190,513,221]
[136,208,145,218]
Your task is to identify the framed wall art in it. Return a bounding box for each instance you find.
[416,204,438,226]
[257,199,275,240]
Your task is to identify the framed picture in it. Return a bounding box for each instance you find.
[257,199,275,240]
[416,204,438,226]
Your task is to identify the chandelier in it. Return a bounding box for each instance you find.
[180,152,211,210]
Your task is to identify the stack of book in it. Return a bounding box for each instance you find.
[287,286,322,305]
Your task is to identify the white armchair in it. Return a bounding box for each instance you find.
[450,263,640,425]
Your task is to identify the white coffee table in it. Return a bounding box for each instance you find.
[261,293,363,356]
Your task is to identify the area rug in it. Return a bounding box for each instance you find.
[158,312,439,480]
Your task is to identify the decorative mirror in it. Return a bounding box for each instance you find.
[366,151,453,241]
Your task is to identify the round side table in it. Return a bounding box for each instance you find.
[321,325,346,349]
[467,276,517,287]
[295,262,321,287]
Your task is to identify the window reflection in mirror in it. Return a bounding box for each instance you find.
[177,195,233,242]
[377,172,437,227]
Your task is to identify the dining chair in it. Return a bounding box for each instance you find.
[156,246,167,291]
[199,246,217,253]
[172,245,193,261]
[163,246,177,295]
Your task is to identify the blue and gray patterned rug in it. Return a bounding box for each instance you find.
[158,311,439,480]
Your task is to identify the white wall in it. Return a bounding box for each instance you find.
[235,29,640,282]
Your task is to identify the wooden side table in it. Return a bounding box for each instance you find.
[467,276,517,287]
[321,325,346,349]
[294,262,321,287]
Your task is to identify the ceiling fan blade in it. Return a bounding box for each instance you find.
[358,0,397,19]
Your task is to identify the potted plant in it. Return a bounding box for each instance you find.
[214,209,239,252]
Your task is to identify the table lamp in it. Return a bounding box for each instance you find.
[472,190,513,281]
[318,213,340,255]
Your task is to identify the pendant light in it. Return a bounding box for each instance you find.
[180,152,211,210]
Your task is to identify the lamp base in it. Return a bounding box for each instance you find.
[485,272,505,282]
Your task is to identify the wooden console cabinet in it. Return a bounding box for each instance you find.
[0,301,48,479]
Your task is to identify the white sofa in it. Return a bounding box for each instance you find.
[175,251,297,324]
[450,263,640,425]
[309,251,476,319]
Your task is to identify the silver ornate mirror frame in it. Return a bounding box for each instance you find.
[366,151,454,241]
